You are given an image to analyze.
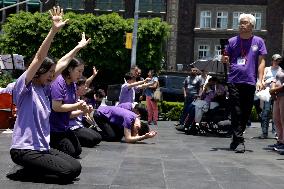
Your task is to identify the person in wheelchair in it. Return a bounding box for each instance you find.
[185,77,227,135]
[198,78,231,135]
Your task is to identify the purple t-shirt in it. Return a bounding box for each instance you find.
[97,106,137,130]
[226,35,267,85]
[69,114,84,130]
[49,75,77,132]
[119,83,136,104]
[11,72,51,151]
[117,102,133,111]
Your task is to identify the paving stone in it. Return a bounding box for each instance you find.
[1,121,284,189]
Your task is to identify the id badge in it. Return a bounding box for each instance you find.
[237,58,246,65]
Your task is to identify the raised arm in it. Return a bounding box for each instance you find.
[53,32,91,79]
[25,6,68,84]
[85,66,98,88]
[127,78,151,88]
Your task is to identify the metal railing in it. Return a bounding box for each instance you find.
[0,0,42,23]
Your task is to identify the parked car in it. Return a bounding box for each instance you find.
[158,75,187,102]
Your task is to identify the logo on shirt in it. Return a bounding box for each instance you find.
[251,45,258,52]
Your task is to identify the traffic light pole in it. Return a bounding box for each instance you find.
[130,0,139,68]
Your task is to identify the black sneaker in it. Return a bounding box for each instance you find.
[230,141,239,150]
[235,143,245,153]
[267,142,281,150]
[278,149,284,155]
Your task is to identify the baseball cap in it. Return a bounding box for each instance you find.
[272,54,282,61]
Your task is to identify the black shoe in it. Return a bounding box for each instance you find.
[6,165,29,181]
[185,125,198,135]
[229,141,239,150]
[235,143,245,153]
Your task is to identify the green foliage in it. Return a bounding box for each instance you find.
[0,72,13,88]
[0,11,171,86]
[160,101,183,121]
[250,106,259,122]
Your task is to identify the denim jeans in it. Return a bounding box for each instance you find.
[261,99,274,135]
[179,96,194,125]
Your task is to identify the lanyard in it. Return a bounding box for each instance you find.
[240,36,253,58]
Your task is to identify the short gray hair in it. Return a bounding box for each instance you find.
[238,13,256,26]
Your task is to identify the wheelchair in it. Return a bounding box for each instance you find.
[196,99,232,137]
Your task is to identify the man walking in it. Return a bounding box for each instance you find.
[221,13,267,153]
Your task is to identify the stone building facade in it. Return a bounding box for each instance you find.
[176,0,284,70]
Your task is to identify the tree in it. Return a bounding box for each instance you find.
[0,11,171,86]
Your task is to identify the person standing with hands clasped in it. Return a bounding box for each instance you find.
[8,7,82,182]
[221,13,267,153]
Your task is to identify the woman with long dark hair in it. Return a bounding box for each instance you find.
[8,7,82,182]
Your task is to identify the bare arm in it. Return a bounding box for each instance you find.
[147,80,159,90]
[262,67,268,85]
[25,6,68,84]
[127,78,151,88]
[183,87,187,97]
[85,66,98,88]
[70,109,84,118]
[52,99,85,112]
[53,32,91,79]
[124,128,157,143]
[70,104,93,118]
[257,55,266,90]
[137,82,155,89]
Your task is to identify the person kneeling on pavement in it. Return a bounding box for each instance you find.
[93,106,157,143]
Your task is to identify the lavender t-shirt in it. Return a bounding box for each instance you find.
[117,102,133,111]
[119,83,136,104]
[97,106,137,130]
[226,35,267,85]
[11,72,51,151]
[49,75,77,132]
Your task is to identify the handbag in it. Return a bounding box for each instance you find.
[153,87,162,101]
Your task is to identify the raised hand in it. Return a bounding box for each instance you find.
[49,6,69,32]
[92,66,98,76]
[77,32,91,48]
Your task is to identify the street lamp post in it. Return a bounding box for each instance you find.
[130,0,139,68]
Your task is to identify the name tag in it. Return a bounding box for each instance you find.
[237,58,246,65]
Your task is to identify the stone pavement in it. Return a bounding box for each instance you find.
[0,121,284,189]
